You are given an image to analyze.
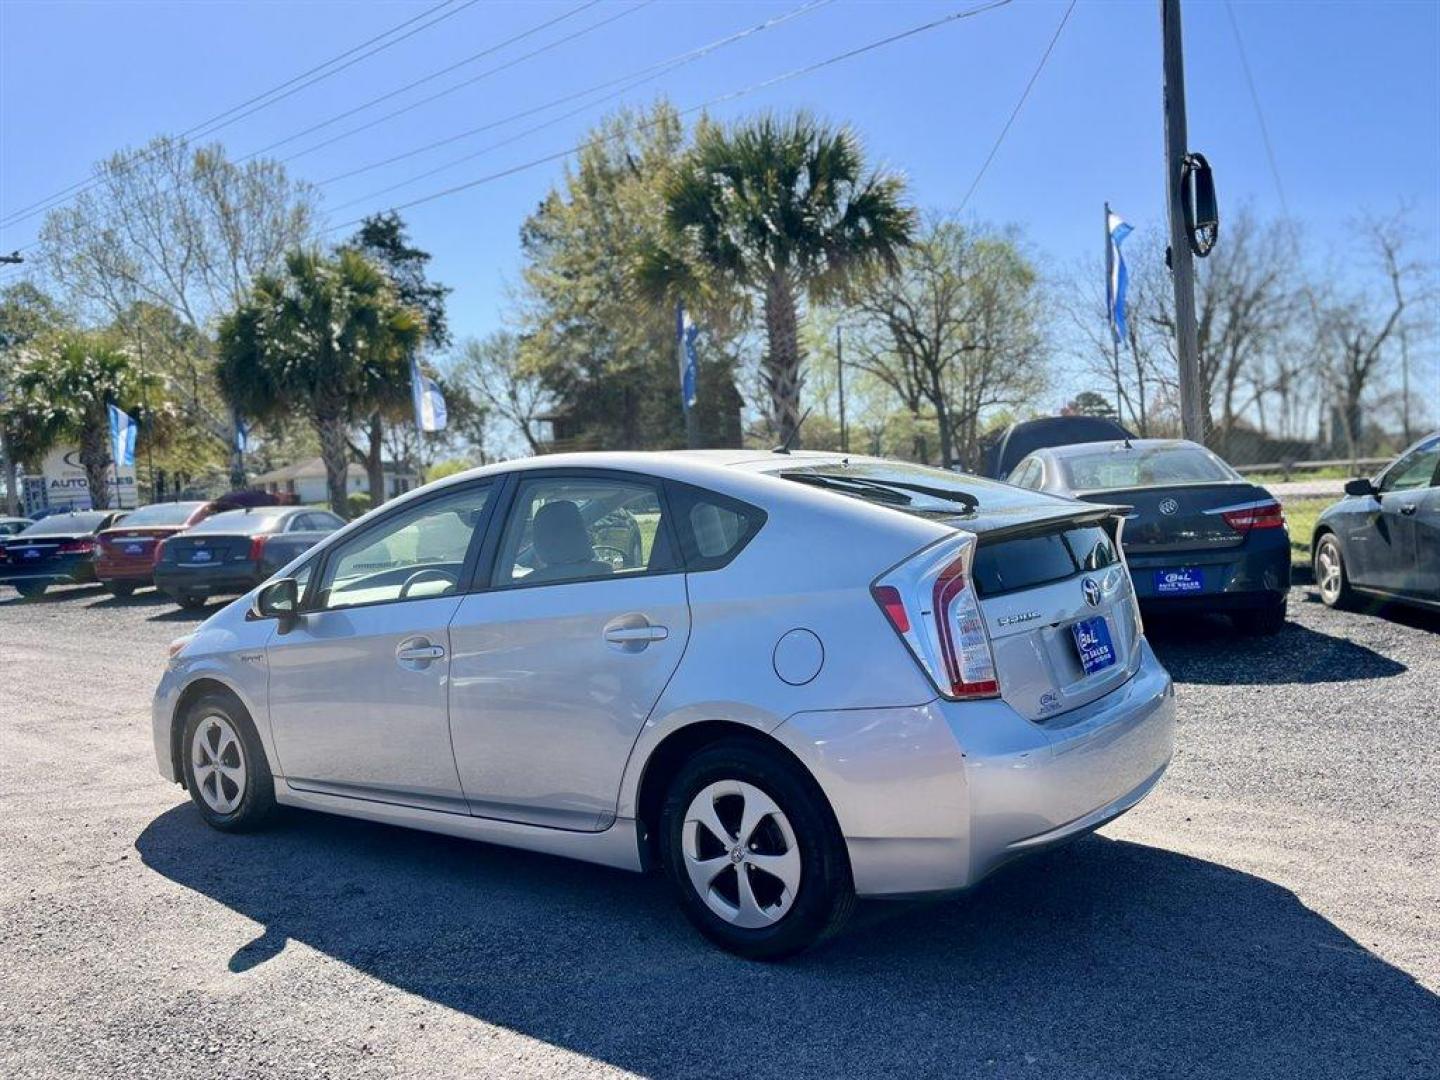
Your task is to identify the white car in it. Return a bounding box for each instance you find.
[153,451,1175,959]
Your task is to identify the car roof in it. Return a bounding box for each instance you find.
[1038,438,1205,459]
[433,449,882,487]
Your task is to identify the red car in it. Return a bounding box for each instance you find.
[95,501,216,597]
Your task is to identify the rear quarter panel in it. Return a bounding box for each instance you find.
[615,475,951,820]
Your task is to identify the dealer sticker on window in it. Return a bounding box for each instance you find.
[1154,568,1204,594]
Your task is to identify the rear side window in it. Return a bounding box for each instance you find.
[667,483,765,571]
[493,475,676,588]
[972,525,1120,596]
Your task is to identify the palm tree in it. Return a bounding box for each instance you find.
[3,332,161,509]
[217,249,425,515]
[638,113,914,447]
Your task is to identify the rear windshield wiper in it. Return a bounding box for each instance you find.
[785,472,978,513]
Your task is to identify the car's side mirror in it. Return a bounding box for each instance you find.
[251,577,298,621]
[1344,477,1378,498]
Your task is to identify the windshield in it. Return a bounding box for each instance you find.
[779,461,1041,517]
[113,501,204,527]
[18,513,109,536]
[184,508,288,535]
[1060,445,1238,492]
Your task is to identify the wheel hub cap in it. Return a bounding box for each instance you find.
[191,714,245,815]
[681,780,801,929]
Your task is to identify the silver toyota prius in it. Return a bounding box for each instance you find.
[153,451,1176,959]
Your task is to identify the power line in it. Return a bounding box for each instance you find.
[320,0,833,207]
[957,0,1074,213]
[1224,0,1289,217]
[276,1,651,169]
[324,0,1015,235]
[241,0,607,164]
[0,0,479,230]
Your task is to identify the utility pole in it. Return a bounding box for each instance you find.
[1104,201,1124,425]
[836,325,848,454]
[1161,0,1207,444]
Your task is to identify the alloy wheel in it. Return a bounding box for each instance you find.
[1316,540,1344,604]
[681,780,802,929]
[191,714,246,815]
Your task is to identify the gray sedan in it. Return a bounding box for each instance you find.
[1312,432,1439,613]
[152,451,1175,959]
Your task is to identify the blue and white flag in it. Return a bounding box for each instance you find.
[676,302,698,413]
[410,355,447,433]
[1105,207,1133,344]
[234,416,249,455]
[106,403,137,469]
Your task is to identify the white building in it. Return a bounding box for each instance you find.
[252,457,418,505]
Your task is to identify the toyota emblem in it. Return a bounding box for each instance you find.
[1159,497,1180,515]
[1082,578,1101,607]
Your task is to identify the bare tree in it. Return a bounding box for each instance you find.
[1315,211,1427,457]
[850,217,1047,469]
[454,332,550,458]
[38,137,319,486]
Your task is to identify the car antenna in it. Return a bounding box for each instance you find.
[771,407,813,455]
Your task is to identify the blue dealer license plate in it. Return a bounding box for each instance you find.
[1071,616,1117,677]
[1154,567,1204,594]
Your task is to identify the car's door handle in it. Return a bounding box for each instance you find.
[603,625,669,644]
[396,643,446,662]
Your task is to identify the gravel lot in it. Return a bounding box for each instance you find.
[1,583,1436,1080]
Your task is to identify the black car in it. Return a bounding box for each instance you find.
[984,416,1134,479]
[1312,432,1439,614]
[0,510,128,599]
[153,506,345,609]
[1008,438,1290,633]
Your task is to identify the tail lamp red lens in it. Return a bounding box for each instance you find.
[58,539,96,556]
[1220,501,1285,536]
[248,535,269,561]
[870,534,1000,701]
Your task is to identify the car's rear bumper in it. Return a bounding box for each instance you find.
[0,562,95,587]
[773,639,1175,897]
[153,562,263,597]
[96,561,156,585]
[1127,530,1290,608]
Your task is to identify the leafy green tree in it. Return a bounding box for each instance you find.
[638,112,915,448]
[0,283,69,512]
[217,249,426,515]
[4,332,165,508]
[519,102,744,452]
[345,212,454,502]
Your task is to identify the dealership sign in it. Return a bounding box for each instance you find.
[23,448,137,513]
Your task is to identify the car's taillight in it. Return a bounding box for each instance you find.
[58,539,96,556]
[1220,501,1285,536]
[248,535,268,561]
[153,539,169,564]
[870,532,999,700]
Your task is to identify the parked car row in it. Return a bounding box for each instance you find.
[0,499,344,608]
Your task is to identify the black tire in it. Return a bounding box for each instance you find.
[171,592,207,610]
[180,692,277,832]
[1233,599,1287,635]
[1313,533,1357,610]
[14,581,47,599]
[106,582,137,599]
[660,738,854,961]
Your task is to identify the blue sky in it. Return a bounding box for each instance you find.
[2,0,1437,410]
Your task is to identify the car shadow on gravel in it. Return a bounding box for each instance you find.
[0,583,108,607]
[1147,613,1406,685]
[136,804,1437,1080]
[1297,587,1440,633]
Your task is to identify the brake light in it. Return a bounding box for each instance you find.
[870,585,910,633]
[153,539,168,564]
[1220,501,1285,536]
[58,539,96,556]
[871,533,1000,700]
[248,535,268,561]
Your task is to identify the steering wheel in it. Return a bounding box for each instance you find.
[398,567,458,599]
[592,544,630,568]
